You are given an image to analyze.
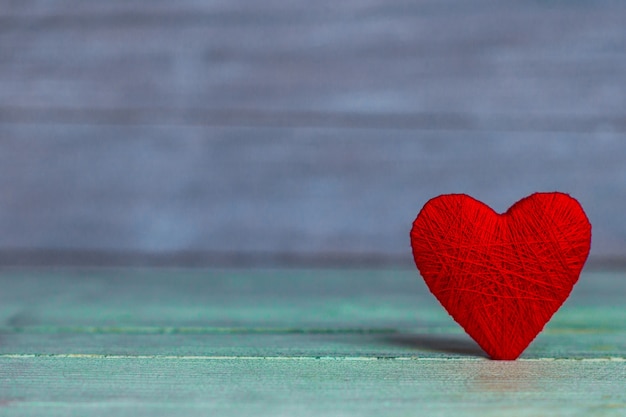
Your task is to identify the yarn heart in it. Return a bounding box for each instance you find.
[410,192,591,360]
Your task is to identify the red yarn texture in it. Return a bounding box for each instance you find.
[410,192,591,360]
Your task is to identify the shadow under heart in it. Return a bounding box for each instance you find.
[381,333,487,358]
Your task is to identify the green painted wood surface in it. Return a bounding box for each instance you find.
[0,268,625,415]
[1,357,624,417]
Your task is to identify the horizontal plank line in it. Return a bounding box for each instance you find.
[1,107,625,133]
[1,353,624,361]
[0,5,537,31]
[0,248,413,269]
[0,327,620,336]
[0,11,337,30]
[0,326,401,335]
[0,249,624,270]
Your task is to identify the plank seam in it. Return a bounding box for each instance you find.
[1,354,624,361]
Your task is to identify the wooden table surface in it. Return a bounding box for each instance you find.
[0,268,624,416]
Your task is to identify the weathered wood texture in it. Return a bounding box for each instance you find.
[0,269,623,358]
[1,1,626,265]
[1,358,624,417]
[2,1,626,115]
[0,268,624,415]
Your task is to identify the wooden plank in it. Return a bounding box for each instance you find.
[0,330,624,359]
[0,268,457,328]
[2,1,626,261]
[0,268,623,415]
[0,357,624,416]
[0,269,624,359]
[1,1,626,118]
[1,269,624,327]
[0,129,625,259]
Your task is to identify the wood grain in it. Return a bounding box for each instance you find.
[2,1,625,413]
[1,1,626,264]
[2,1,626,117]
[1,357,624,417]
[0,269,624,358]
[0,268,624,415]
[0,129,625,261]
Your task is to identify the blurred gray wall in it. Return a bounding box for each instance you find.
[1,1,625,266]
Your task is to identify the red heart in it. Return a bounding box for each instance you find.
[410,192,591,360]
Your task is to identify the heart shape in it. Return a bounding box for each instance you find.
[410,192,591,360]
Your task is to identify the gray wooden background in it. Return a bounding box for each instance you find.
[1,0,625,267]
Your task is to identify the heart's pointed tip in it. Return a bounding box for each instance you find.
[479,339,529,360]
[488,353,522,361]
